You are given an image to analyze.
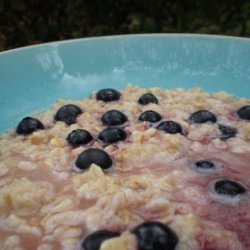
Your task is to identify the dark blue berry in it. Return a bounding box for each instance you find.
[101,110,128,126]
[218,124,237,139]
[138,93,159,105]
[54,104,83,125]
[75,148,113,170]
[16,117,44,135]
[195,160,215,170]
[189,110,217,124]
[139,110,162,123]
[157,121,182,134]
[67,129,93,146]
[215,180,246,197]
[81,230,120,250]
[98,127,127,144]
[237,105,250,120]
[133,221,178,250]
[194,160,218,174]
[96,88,121,102]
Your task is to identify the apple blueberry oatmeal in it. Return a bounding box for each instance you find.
[0,85,250,250]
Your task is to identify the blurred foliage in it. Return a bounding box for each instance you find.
[0,0,250,51]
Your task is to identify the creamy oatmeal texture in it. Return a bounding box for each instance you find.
[0,85,250,250]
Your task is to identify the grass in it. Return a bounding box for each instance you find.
[0,0,249,51]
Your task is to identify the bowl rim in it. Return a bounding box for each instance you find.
[1,33,250,56]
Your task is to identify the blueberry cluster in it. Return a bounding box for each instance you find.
[14,88,250,249]
[71,89,184,170]
[194,159,246,197]
[189,109,239,140]
[137,92,183,134]
[80,221,178,250]
[188,108,247,199]
[15,89,249,175]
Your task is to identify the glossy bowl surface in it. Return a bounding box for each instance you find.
[1,34,250,132]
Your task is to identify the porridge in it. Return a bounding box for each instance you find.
[0,85,250,250]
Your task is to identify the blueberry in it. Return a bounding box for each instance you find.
[189,110,217,124]
[96,88,121,102]
[138,93,159,105]
[237,105,250,120]
[139,110,162,123]
[54,104,83,125]
[218,124,237,139]
[132,221,178,250]
[98,127,127,144]
[156,121,182,134]
[195,160,215,170]
[215,180,246,197]
[67,129,93,146]
[81,230,120,250]
[101,110,128,126]
[16,117,44,135]
[75,148,113,170]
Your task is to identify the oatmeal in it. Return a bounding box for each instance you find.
[0,85,250,250]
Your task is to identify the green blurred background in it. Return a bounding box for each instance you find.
[0,0,250,52]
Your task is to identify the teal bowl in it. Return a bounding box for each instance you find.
[1,34,250,132]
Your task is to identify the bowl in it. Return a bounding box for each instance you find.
[1,34,250,133]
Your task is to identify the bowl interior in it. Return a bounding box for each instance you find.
[1,34,250,132]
